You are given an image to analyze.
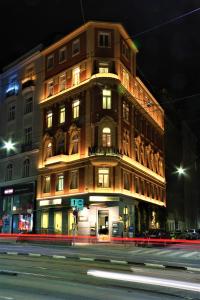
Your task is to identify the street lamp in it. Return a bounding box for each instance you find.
[2,139,16,152]
[175,166,186,176]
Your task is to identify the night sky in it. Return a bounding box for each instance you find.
[0,0,200,137]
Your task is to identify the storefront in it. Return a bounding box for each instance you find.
[0,182,35,233]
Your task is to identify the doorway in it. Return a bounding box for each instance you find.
[54,211,62,233]
[98,210,109,236]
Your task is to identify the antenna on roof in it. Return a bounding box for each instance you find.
[80,0,86,24]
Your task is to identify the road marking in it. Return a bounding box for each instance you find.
[154,250,173,255]
[52,255,66,259]
[79,257,94,261]
[0,296,14,300]
[181,251,199,258]
[166,251,184,256]
[110,260,128,264]
[187,267,200,272]
[28,253,41,257]
[144,263,165,268]
[87,269,200,292]
[129,249,144,254]
[6,252,18,255]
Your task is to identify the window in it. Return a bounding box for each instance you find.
[69,170,78,189]
[59,74,66,92]
[6,164,13,181]
[25,65,34,80]
[123,102,129,121]
[43,175,51,193]
[102,89,111,109]
[135,177,139,193]
[72,67,80,86]
[23,159,30,177]
[59,106,65,123]
[99,62,109,73]
[98,168,110,188]
[72,39,80,56]
[8,104,15,121]
[46,142,53,159]
[46,111,52,128]
[59,47,66,63]
[70,132,79,154]
[102,127,111,147]
[98,32,111,47]
[122,68,129,89]
[47,80,54,97]
[24,96,33,114]
[72,100,80,119]
[122,41,130,60]
[124,172,130,190]
[41,212,49,229]
[56,174,64,191]
[24,127,32,145]
[57,135,65,154]
[47,55,54,70]
[123,129,130,156]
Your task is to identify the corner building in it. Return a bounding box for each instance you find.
[37,22,165,238]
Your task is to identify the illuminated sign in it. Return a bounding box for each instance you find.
[4,188,14,195]
[89,196,119,202]
[40,198,62,206]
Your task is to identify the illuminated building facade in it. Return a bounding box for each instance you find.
[0,45,43,233]
[37,22,165,238]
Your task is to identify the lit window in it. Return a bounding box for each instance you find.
[72,100,80,119]
[72,39,80,56]
[46,111,53,128]
[24,96,33,114]
[72,67,80,86]
[23,159,30,177]
[24,127,32,145]
[70,132,79,154]
[102,127,111,147]
[41,212,49,229]
[123,102,129,121]
[98,32,111,48]
[69,170,78,189]
[124,172,130,190]
[122,69,129,90]
[98,168,110,188]
[59,47,66,63]
[46,142,53,159]
[47,55,54,70]
[102,89,111,109]
[59,74,66,92]
[56,174,64,191]
[8,104,15,121]
[99,62,109,73]
[24,65,35,80]
[47,80,54,97]
[59,106,65,123]
[5,164,13,181]
[43,175,51,193]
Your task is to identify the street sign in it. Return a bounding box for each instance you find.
[70,199,84,210]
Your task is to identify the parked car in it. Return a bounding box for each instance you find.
[185,229,200,240]
[145,229,170,239]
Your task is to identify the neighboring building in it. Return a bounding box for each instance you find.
[36,21,166,238]
[0,45,43,233]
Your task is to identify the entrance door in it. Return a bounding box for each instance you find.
[54,211,62,233]
[98,210,109,236]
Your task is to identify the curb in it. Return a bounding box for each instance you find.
[2,251,200,272]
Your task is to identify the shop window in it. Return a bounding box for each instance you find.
[41,212,49,229]
[99,62,109,73]
[98,32,111,48]
[102,89,111,109]
[59,47,66,63]
[8,104,15,121]
[102,127,111,147]
[97,168,110,188]
[23,159,30,177]
[5,164,13,181]
[56,174,64,191]
[123,101,129,122]
[69,170,78,189]
[47,54,54,70]
[72,39,80,56]
[59,74,66,92]
[59,106,65,123]
[123,172,130,190]
[43,175,51,193]
[72,99,80,119]
[46,111,53,128]
[24,127,32,145]
[72,67,80,86]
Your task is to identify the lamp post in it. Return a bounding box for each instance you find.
[2,139,16,152]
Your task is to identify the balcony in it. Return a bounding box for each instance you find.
[21,79,35,95]
[44,153,80,168]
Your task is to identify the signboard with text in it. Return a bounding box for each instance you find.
[70,199,84,210]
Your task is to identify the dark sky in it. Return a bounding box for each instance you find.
[0,0,200,137]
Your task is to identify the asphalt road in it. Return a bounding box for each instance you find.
[0,254,200,299]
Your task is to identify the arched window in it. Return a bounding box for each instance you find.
[102,127,111,147]
[46,142,53,159]
[70,132,79,154]
[23,159,30,177]
[6,164,13,181]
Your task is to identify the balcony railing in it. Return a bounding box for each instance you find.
[22,79,35,90]
[88,146,122,157]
